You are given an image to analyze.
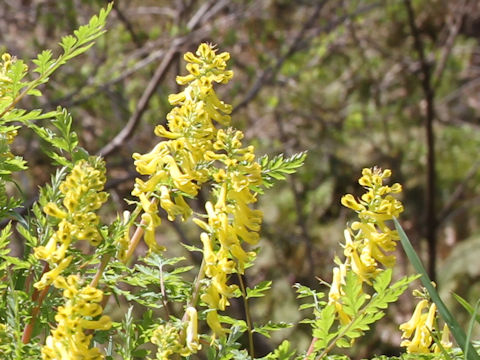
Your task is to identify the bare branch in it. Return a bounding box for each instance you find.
[404,0,437,281]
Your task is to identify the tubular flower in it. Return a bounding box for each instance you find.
[41,275,111,360]
[400,298,452,354]
[131,43,234,253]
[34,158,108,289]
[327,263,351,325]
[196,127,263,339]
[133,43,262,340]
[328,168,403,325]
[0,53,18,103]
[151,307,201,360]
[341,167,403,284]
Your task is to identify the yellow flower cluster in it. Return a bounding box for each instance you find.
[34,158,108,290]
[0,53,14,103]
[151,307,201,359]
[132,43,263,341]
[0,323,11,356]
[194,128,262,337]
[328,168,403,323]
[400,298,452,354]
[131,43,233,253]
[41,275,111,360]
[341,168,403,282]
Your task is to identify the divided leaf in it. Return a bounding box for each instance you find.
[258,151,307,190]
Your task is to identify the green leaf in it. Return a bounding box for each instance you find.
[258,151,307,190]
[260,340,295,360]
[1,109,59,124]
[253,321,292,338]
[59,35,77,53]
[32,50,54,74]
[25,108,79,164]
[341,270,367,317]
[246,280,272,299]
[466,300,480,360]
[312,303,337,351]
[453,293,480,324]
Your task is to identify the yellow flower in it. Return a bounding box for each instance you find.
[399,299,429,339]
[432,323,452,353]
[150,308,201,359]
[205,310,228,340]
[184,307,201,354]
[341,168,403,283]
[341,194,366,212]
[159,185,191,221]
[41,275,111,360]
[400,298,451,354]
[34,256,72,290]
[141,212,164,253]
[33,158,108,286]
[328,264,351,325]
[132,43,264,340]
[151,323,183,360]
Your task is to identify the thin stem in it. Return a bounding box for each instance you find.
[22,262,50,344]
[88,204,150,333]
[90,254,112,288]
[182,258,206,322]
[304,337,318,359]
[159,262,172,320]
[0,42,90,119]
[237,273,254,358]
[121,201,152,264]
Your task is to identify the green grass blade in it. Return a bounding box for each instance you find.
[453,293,480,325]
[393,218,480,360]
[465,299,480,360]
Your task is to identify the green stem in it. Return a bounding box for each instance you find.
[237,273,254,358]
[1,52,73,119]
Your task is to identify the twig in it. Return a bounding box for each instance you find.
[438,159,480,225]
[97,45,179,157]
[433,0,470,87]
[112,4,143,48]
[90,254,112,289]
[159,261,172,319]
[185,258,206,313]
[232,1,381,114]
[233,1,327,114]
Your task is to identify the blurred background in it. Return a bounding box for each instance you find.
[3,0,480,358]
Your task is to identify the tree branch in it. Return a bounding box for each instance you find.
[404,0,437,281]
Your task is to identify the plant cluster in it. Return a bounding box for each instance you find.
[0,3,479,360]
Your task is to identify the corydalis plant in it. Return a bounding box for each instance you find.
[41,275,111,360]
[301,168,416,359]
[400,294,452,354]
[0,4,114,359]
[132,43,265,353]
[34,158,108,290]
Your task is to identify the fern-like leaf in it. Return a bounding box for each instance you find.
[258,151,307,190]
